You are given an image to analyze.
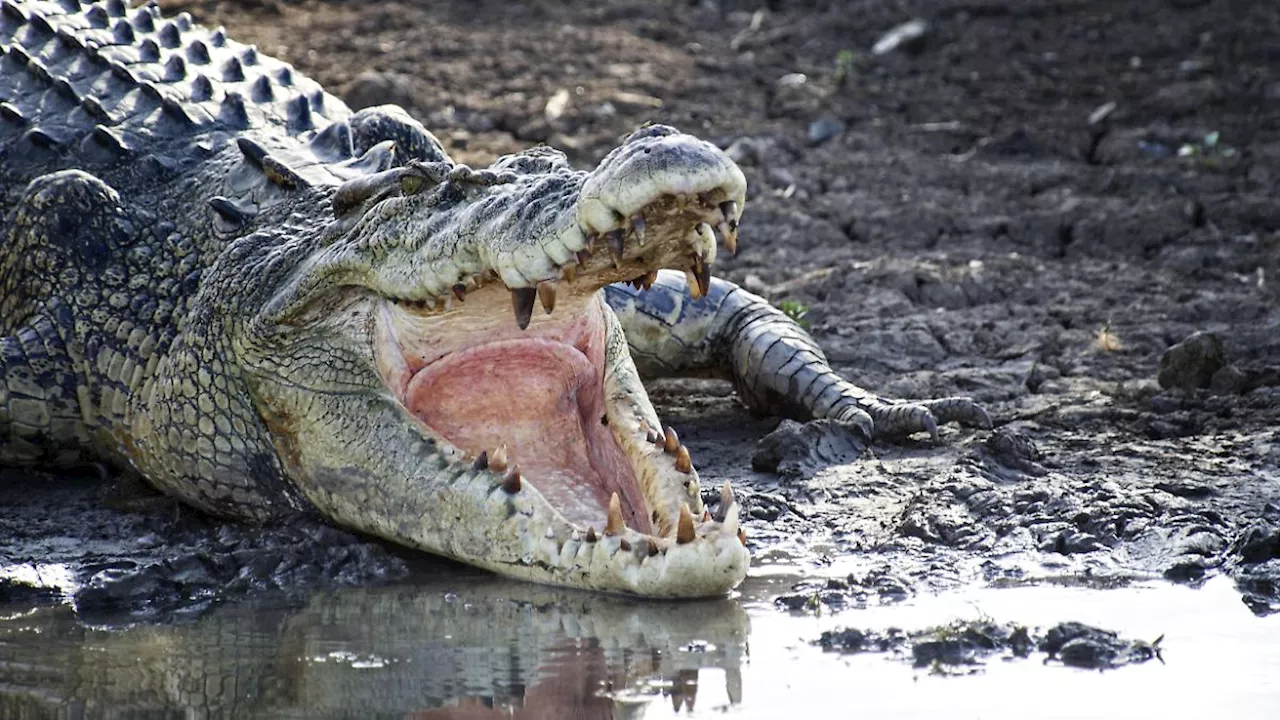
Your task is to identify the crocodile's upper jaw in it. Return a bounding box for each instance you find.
[248,127,750,597]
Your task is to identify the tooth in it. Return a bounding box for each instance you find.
[663,426,680,454]
[585,527,598,543]
[630,214,647,244]
[717,220,738,256]
[619,538,632,552]
[702,510,711,522]
[605,492,625,536]
[677,504,696,544]
[511,287,537,330]
[719,201,739,228]
[723,502,740,538]
[694,263,711,298]
[490,444,508,473]
[675,445,693,473]
[545,526,556,539]
[694,222,718,266]
[646,428,661,444]
[562,264,577,283]
[502,465,522,493]
[576,249,590,267]
[452,283,467,302]
[715,481,734,521]
[738,528,747,546]
[605,228,625,259]
[571,529,582,542]
[685,268,704,299]
[643,270,657,290]
[647,540,660,557]
[536,281,556,314]
[472,451,489,472]
[630,275,646,290]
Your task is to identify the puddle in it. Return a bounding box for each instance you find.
[0,569,1276,718]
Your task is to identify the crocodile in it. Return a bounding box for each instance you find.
[0,0,989,598]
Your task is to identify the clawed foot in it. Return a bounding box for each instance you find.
[844,396,993,442]
[753,396,992,477]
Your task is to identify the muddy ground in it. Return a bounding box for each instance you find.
[2,0,1278,619]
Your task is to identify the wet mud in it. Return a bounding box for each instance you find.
[2,0,1278,668]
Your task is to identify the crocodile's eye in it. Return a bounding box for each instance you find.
[331,163,441,218]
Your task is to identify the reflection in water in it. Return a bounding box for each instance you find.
[0,575,748,719]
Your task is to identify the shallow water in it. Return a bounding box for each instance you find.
[0,566,1276,719]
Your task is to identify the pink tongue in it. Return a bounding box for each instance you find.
[403,338,648,531]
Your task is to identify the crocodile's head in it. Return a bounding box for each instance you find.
[243,125,749,597]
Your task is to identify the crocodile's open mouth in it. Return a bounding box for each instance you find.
[373,191,742,551]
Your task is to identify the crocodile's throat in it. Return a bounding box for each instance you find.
[375,286,652,533]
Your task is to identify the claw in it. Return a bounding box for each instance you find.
[922,411,939,442]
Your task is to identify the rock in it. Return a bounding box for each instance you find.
[751,419,866,477]
[342,70,417,112]
[1157,331,1225,390]
[872,19,930,56]
[723,136,773,166]
[1146,78,1224,116]
[807,115,845,146]
[1209,364,1249,395]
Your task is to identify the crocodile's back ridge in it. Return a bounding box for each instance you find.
[0,0,352,212]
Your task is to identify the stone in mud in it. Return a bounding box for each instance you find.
[1039,621,1162,669]
[1158,331,1226,390]
[751,419,866,477]
[1209,364,1249,395]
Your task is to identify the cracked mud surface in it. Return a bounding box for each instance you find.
[3,0,1278,622]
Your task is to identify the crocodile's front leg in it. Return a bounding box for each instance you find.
[605,270,991,441]
[0,313,88,467]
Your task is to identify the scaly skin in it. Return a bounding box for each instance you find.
[0,0,989,597]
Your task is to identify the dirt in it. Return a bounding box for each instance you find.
[3,0,1279,618]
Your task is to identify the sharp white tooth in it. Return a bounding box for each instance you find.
[694,222,718,266]
[715,481,735,522]
[723,502,740,538]
[537,280,556,314]
[630,213,647,245]
[685,268,703,299]
[677,504,696,544]
[545,526,556,539]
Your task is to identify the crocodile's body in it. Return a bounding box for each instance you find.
[1,0,988,597]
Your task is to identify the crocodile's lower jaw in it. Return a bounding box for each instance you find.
[373,283,749,597]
